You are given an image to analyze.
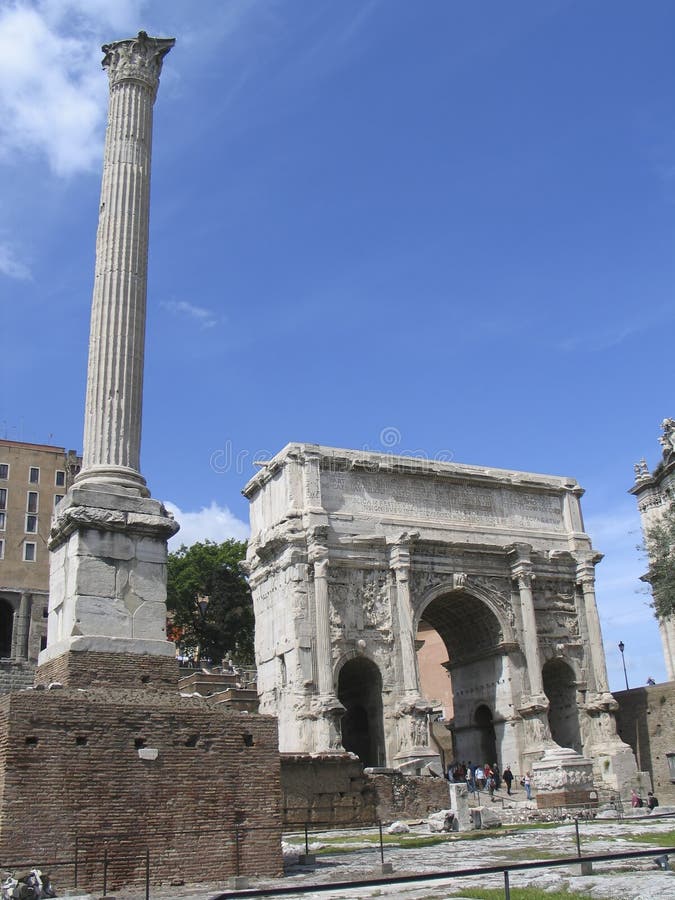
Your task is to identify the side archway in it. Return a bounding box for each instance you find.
[337,656,385,767]
[543,657,582,753]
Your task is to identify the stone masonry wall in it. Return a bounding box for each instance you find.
[0,688,283,891]
[369,771,452,821]
[280,754,377,825]
[614,683,675,803]
[280,755,450,826]
[34,650,179,691]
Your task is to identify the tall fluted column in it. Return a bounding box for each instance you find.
[39,33,179,688]
[77,32,174,495]
[509,545,546,703]
[576,558,611,697]
[313,557,335,697]
[390,544,420,698]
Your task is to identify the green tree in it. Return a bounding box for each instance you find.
[644,502,675,621]
[166,539,254,664]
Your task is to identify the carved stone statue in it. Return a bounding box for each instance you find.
[659,418,675,456]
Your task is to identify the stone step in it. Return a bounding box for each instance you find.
[210,688,259,713]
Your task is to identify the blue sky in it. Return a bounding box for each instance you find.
[1,0,673,690]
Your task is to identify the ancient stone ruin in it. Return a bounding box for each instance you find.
[0,33,282,891]
[244,443,643,796]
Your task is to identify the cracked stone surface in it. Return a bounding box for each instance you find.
[66,811,675,899]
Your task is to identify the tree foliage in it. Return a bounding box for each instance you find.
[645,502,675,621]
[166,539,254,664]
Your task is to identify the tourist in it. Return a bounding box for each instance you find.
[475,764,485,790]
[492,763,501,791]
[503,764,514,795]
[647,676,656,686]
[524,771,532,801]
[647,791,659,811]
[465,767,474,793]
[631,789,643,808]
[487,770,496,801]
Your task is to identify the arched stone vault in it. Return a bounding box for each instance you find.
[244,443,642,790]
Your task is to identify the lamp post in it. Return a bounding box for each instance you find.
[618,641,629,691]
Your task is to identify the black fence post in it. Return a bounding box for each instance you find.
[503,869,511,899]
[145,847,150,900]
[304,822,309,856]
[102,846,108,897]
[378,821,384,866]
[74,833,79,889]
[575,818,581,858]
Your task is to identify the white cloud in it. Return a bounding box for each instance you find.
[161,299,220,329]
[0,5,103,175]
[0,241,31,280]
[165,501,249,550]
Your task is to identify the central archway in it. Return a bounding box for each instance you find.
[417,589,511,767]
[337,657,385,767]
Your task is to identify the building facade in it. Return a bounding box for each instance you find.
[630,418,675,680]
[0,440,81,670]
[244,443,639,792]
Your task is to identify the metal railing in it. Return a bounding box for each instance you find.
[212,845,674,899]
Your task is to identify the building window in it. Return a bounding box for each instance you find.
[0,512,5,530]
[54,495,64,509]
[55,470,66,487]
[0,539,4,560]
[0,489,6,510]
[25,514,38,533]
[23,542,36,562]
[27,492,38,513]
[0,464,8,480]
[29,467,40,484]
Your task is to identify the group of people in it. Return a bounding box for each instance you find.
[631,788,659,810]
[447,761,533,800]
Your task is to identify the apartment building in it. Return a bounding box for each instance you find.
[0,440,81,672]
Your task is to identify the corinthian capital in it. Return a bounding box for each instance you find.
[102,31,175,97]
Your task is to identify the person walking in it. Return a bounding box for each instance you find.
[524,771,532,801]
[503,764,514,795]
[647,791,659,810]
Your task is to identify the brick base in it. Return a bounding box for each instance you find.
[0,688,283,891]
[35,651,180,691]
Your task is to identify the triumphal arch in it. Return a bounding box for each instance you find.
[244,443,637,789]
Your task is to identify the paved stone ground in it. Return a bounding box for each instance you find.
[57,809,675,899]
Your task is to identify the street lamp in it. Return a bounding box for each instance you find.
[618,641,629,691]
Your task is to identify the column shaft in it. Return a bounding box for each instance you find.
[313,559,335,697]
[77,33,174,493]
[516,572,545,698]
[577,563,610,694]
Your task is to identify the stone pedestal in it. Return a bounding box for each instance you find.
[448,782,471,831]
[37,486,178,687]
[532,746,595,808]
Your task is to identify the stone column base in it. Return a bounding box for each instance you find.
[42,485,179,680]
[532,746,595,809]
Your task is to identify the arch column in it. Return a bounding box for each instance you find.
[390,542,421,700]
[308,541,344,750]
[576,557,612,700]
[508,544,551,762]
[12,592,31,660]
